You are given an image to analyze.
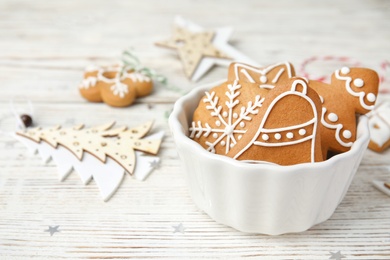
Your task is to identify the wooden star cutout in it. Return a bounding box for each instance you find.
[156,16,258,82]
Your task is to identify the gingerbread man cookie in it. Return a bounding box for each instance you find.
[79,64,154,107]
[309,67,379,155]
[368,101,390,152]
[227,77,324,165]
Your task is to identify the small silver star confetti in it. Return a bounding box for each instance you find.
[45,225,60,236]
[329,251,346,260]
[149,160,161,169]
[172,223,186,233]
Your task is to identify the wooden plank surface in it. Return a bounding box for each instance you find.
[0,0,390,259]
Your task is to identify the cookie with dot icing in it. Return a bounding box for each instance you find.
[189,80,266,155]
[309,67,379,156]
[227,62,295,91]
[227,77,324,165]
[368,101,390,153]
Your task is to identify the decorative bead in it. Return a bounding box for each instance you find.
[216,120,221,127]
[20,114,33,128]
[328,113,338,122]
[286,132,294,139]
[353,78,364,87]
[222,111,228,117]
[260,75,268,83]
[343,130,352,139]
[233,113,238,119]
[239,122,245,128]
[367,93,376,102]
[341,67,350,74]
[220,141,226,146]
[262,134,269,141]
[298,129,306,136]
[213,133,218,139]
[274,133,281,140]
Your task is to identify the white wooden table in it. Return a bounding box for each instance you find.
[1,0,390,259]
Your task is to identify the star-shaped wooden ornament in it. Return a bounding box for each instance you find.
[156,16,258,82]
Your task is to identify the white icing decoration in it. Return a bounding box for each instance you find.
[234,79,319,162]
[233,113,238,119]
[240,69,255,83]
[240,122,245,128]
[222,111,228,117]
[79,77,97,89]
[321,107,353,147]
[343,130,352,139]
[299,129,306,136]
[234,62,293,85]
[262,134,269,141]
[260,76,268,83]
[341,67,350,74]
[353,78,364,87]
[125,71,151,82]
[189,80,264,154]
[368,102,390,147]
[286,132,294,139]
[335,69,375,111]
[319,96,324,104]
[274,133,281,140]
[238,135,242,140]
[328,113,338,122]
[213,133,218,139]
[259,85,275,89]
[272,68,285,83]
[367,93,376,102]
[110,80,129,98]
[230,143,235,148]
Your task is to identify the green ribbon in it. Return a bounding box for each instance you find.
[121,49,185,94]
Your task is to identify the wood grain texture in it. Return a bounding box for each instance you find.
[0,0,390,259]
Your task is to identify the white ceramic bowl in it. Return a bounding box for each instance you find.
[169,80,370,235]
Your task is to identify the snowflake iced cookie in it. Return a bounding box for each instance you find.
[227,77,324,165]
[368,101,390,152]
[79,64,154,107]
[227,61,295,90]
[189,80,265,155]
[309,67,379,155]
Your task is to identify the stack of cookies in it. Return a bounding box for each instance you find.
[189,62,379,165]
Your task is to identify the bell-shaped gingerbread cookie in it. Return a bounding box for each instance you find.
[228,77,324,165]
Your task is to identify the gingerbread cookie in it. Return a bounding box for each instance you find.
[79,65,103,102]
[122,70,153,97]
[227,77,324,165]
[98,69,138,107]
[189,80,266,155]
[309,67,379,156]
[368,101,390,152]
